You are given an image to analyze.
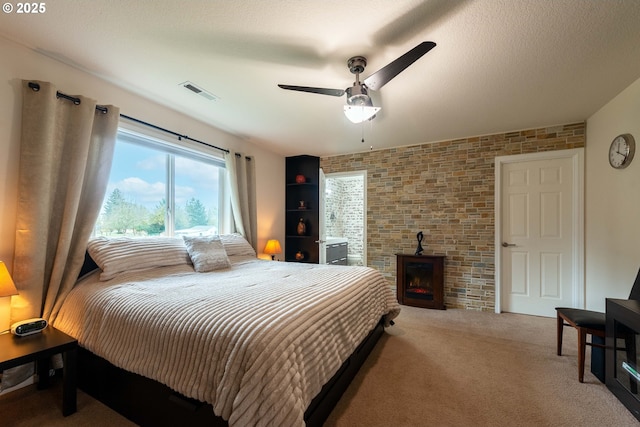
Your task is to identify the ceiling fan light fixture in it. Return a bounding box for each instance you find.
[344,85,379,123]
[347,93,371,106]
[343,104,381,123]
[279,42,436,124]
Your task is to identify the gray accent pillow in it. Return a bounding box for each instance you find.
[183,235,231,272]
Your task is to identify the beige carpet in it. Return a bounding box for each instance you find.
[1,306,637,426]
[325,306,638,426]
[0,378,135,427]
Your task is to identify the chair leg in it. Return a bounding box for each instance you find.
[557,313,564,356]
[578,328,586,383]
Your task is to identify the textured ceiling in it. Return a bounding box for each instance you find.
[2,0,640,156]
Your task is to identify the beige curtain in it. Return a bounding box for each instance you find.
[12,80,119,325]
[224,152,257,247]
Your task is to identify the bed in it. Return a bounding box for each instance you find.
[52,234,400,427]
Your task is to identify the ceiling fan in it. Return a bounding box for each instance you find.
[278,41,436,123]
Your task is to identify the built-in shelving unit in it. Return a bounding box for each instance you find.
[285,155,320,263]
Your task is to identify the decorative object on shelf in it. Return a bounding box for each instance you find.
[415,231,424,256]
[295,251,305,261]
[609,133,635,169]
[297,218,306,235]
[295,174,306,184]
[298,200,307,209]
[0,260,19,333]
[263,239,282,261]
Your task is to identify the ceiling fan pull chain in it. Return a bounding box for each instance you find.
[360,116,374,150]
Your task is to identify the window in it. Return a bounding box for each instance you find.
[95,129,225,238]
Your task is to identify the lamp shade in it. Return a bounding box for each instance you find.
[264,239,282,258]
[0,261,18,297]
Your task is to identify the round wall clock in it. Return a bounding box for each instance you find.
[608,133,635,169]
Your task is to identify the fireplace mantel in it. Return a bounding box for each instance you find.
[396,254,445,310]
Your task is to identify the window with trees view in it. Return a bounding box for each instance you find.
[94,129,225,238]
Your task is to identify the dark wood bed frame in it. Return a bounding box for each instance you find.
[75,252,386,427]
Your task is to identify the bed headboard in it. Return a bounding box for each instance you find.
[78,251,99,278]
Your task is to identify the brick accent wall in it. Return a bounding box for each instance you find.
[320,123,585,311]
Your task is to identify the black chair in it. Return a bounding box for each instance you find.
[556,267,640,382]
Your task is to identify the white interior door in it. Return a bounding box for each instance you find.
[497,149,584,317]
[318,168,326,264]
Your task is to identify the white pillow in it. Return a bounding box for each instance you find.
[183,235,231,272]
[87,236,192,281]
[219,233,256,257]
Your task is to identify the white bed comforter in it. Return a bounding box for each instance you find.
[53,256,400,427]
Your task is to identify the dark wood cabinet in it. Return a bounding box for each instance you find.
[606,298,640,421]
[285,155,320,263]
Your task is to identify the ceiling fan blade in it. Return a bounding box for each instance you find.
[363,41,436,91]
[278,85,345,97]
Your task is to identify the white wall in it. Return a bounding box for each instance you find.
[0,36,285,271]
[585,76,640,311]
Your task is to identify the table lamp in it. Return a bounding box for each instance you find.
[264,239,282,261]
[0,261,18,333]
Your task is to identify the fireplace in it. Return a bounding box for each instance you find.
[396,254,445,309]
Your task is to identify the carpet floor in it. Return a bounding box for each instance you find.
[1,306,637,426]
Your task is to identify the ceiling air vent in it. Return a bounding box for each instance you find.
[180,81,219,101]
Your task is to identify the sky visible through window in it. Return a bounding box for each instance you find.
[96,138,222,237]
[106,142,166,210]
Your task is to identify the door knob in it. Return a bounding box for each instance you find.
[502,242,516,247]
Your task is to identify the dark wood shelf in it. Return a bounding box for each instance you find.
[606,298,640,421]
[286,155,320,264]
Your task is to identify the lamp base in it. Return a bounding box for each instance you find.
[0,296,12,333]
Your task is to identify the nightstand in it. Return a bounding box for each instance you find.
[0,326,77,416]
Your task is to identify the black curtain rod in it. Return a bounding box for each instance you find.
[119,114,230,154]
[28,81,237,156]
